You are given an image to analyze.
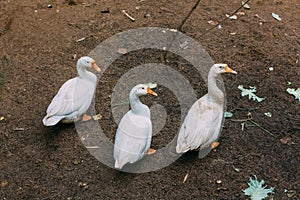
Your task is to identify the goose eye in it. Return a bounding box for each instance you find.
[141,87,145,90]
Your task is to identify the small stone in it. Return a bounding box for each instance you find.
[144,13,151,18]
[78,182,88,188]
[233,166,240,172]
[73,159,82,165]
[216,180,222,184]
[47,4,53,8]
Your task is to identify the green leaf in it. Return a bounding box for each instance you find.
[243,175,274,200]
[264,112,272,117]
[287,88,300,101]
[144,83,157,89]
[224,111,233,118]
[238,85,265,102]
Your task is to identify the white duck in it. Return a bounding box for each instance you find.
[176,64,237,158]
[114,84,157,169]
[42,56,101,126]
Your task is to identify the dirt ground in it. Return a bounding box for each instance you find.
[0,0,299,199]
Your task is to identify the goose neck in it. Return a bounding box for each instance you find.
[207,71,223,102]
[77,66,96,82]
[129,95,149,117]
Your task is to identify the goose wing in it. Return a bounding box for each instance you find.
[114,111,152,169]
[176,95,223,153]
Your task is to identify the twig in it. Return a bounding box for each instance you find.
[229,107,259,112]
[249,120,275,137]
[183,173,189,183]
[163,0,202,61]
[178,0,202,32]
[231,118,275,137]
[122,10,136,22]
[230,118,252,122]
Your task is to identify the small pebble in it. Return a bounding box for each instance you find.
[144,13,151,18]
[47,4,53,8]
[78,182,88,188]
[216,180,222,184]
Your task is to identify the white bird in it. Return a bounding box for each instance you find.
[114,84,157,169]
[176,64,237,158]
[42,56,101,126]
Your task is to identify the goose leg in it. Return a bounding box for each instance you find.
[147,148,156,155]
[210,142,220,149]
[82,114,92,121]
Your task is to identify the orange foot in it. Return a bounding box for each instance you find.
[210,142,220,149]
[147,148,156,155]
[82,114,92,122]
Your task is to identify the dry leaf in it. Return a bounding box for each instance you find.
[207,20,218,26]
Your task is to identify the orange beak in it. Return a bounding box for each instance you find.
[92,61,101,72]
[147,87,158,96]
[225,64,237,74]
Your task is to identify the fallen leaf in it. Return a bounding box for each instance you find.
[92,114,102,120]
[144,83,157,89]
[243,175,274,200]
[237,11,245,16]
[226,14,238,20]
[207,20,218,26]
[286,88,300,101]
[280,137,295,145]
[264,112,272,117]
[224,111,233,118]
[242,1,250,9]
[238,85,265,102]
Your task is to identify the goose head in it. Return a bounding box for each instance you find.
[130,84,158,98]
[211,64,237,75]
[77,56,101,72]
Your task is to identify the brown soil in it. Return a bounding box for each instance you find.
[0,0,299,199]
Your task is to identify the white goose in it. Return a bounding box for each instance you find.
[43,56,101,126]
[114,84,157,169]
[176,64,237,158]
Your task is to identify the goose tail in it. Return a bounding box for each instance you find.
[42,115,65,126]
